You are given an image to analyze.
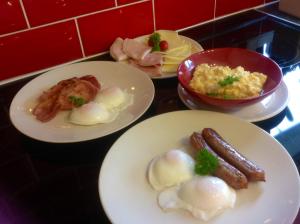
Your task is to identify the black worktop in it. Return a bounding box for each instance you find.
[0,7,299,224]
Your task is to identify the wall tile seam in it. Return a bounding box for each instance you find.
[0,50,109,86]
[75,19,85,57]
[177,3,267,32]
[151,0,156,30]
[0,0,150,39]
[18,0,31,28]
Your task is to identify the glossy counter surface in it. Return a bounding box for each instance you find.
[0,9,299,224]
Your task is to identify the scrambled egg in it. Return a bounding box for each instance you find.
[189,64,267,99]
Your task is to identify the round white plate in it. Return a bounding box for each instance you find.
[178,81,289,122]
[9,61,155,143]
[99,110,300,224]
[133,34,203,79]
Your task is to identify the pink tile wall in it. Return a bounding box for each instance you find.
[0,0,271,82]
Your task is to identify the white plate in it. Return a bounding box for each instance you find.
[9,61,155,143]
[133,34,204,79]
[99,110,300,224]
[178,81,289,122]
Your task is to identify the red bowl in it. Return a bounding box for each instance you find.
[177,48,283,109]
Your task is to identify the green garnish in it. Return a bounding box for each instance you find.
[207,92,219,97]
[194,148,219,175]
[223,94,233,99]
[218,75,240,87]
[68,95,86,107]
[149,32,161,52]
[152,44,160,52]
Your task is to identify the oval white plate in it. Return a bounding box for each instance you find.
[9,61,155,143]
[178,81,289,122]
[132,34,203,79]
[99,110,300,224]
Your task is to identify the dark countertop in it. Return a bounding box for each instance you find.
[0,7,299,224]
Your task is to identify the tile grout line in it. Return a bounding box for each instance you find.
[0,1,266,39]
[115,0,118,7]
[0,18,73,38]
[0,0,149,39]
[152,0,156,30]
[214,0,217,19]
[177,4,266,32]
[0,50,109,86]
[19,0,31,28]
[74,19,86,57]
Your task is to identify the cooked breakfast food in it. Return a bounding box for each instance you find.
[33,75,100,122]
[32,75,133,125]
[190,132,248,189]
[202,128,265,182]
[69,86,133,125]
[146,128,265,221]
[110,30,195,77]
[158,176,236,221]
[189,63,267,99]
[147,149,195,191]
[147,149,236,221]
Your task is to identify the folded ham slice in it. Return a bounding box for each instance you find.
[110,37,163,77]
[138,52,163,67]
[122,38,151,61]
[110,37,128,61]
[128,59,162,77]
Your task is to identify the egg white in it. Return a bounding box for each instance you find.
[147,149,195,191]
[69,86,134,126]
[69,102,118,125]
[94,86,133,111]
[158,176,236,221]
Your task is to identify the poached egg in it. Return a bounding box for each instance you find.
[94,86,133,111]
[69,86,133,125]
[158,176,236,221]
[147,149,195,191]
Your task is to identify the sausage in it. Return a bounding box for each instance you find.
[202,128,265,182]
[190,132,248,189]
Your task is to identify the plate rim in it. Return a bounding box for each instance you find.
[177,81,289,122]
[9,61,155,143]
[98,110,300,224]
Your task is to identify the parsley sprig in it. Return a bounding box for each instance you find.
[149,32,161,52]
[194,148,219,175]
[68,95,86,107]
[218,75,240,87]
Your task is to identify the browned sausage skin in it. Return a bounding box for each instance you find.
[202,128,265,182]
[190,132,248,189]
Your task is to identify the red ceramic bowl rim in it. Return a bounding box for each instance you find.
[177,47,283,103]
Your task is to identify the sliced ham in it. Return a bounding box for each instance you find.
[110,37,128,61]
[137,52,163,67]
[110,36,164,77]
[122,38,151,61]
[128,59,162,77]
